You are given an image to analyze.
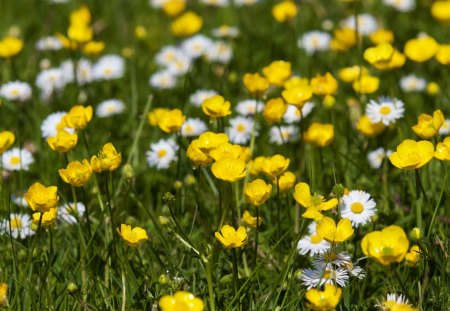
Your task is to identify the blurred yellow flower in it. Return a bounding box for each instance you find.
[293,182,338,220]
[389,140,434,170]
[278,171,296,193]
[249,156,266,176]
[364,43,405,70]
[263,98,287,124]
[431,1,450,23]
[412,109,444,139]
[435,44,450,65]
[356,114,385,137]
[404,36,439,63]
[303,123,334,147]
[59,159,92,187]
[68,24,93,43]
[117,224,148,247]
[196,132,229,155]
[426,82,440,95]
[352,75,380,94]
[32,207,58,228]
[283,76,309,89]
[25,182,59,213]
[186,140,213,167]
[244,179,272,207]
[405,245,420,267]
[90,142,122,173]
[281,85,313,108]
[63,105,93,130]
[310,72,338,96]
[171,11,203,37]
[0,283,7,307]
[83,41,105,55]
[361,225,409,266]
[211,157,246,182]
[338,66,367,83]
[243,73,269,95]
[0,131,15,154]
[332,27,358,50]
[158,109,186,133]
[435,137,450,161]
[316,217,354,243]
[47,130,78,153]
[0,36,23,58]
[305,284,342,311]
[241,210,263,228]
[369,28,394,45]
[262,60,292,86]
[261,154,290,178]
[202,95,231,119]
[272,0,297,22]
[70,5,91,26]
[147,108,169,126]
[215,225,247,248]
[209,143,242,161]
[159,291,204,311]
[162,0,186,17]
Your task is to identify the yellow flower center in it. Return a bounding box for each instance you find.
[10,88,19,96]
[103,68,112,75]
[351,202,364,214]
[158,149,168,158]
[310,234,322,244]
[10,156,20,165]
[10,217,22,229]
[322,270,334,280]
[379,106,391,115]
[184,124,194,133]
[106,105,116,113]
[236,123,247,133]
[323,251,337,262]
[310,194,324,207]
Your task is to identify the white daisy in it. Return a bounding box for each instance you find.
[59,202,86,224]
[93,55,125,80]
[35,68,66,100]
[155,46,184,67]
[0,81,32,102]
[269,125,299,145]
[165,53,192,76]
[181,35,213,59]
[41,111,68,138]
[234,0,260,6]
[313,251,353,270]
[205,41,233,64]
[2,148,34,171]
[35,36,63,51]
[297,234,331,256]
[0,214,34,239]
[181,118,208,137]
[149,70,177,90]
[60,59,93,85]
[367,147,387,169]
[283,102,314,124]
[12,194,28,207]
[383,0,415,12]
[399,74,426,92]
[341,190,376,227]
[200,0,230,7]
[341,13,379,35]
[347,263,366,279]
[235,99,264,116]
[146,138,179,169]
[365,97,404,126]
[212,25,240,38]
[439,119,450,135]
[96,99,125,118]
[298,31,331,55]
[300,266,349,289]
[189,89,218,107]
[227,116,255,145]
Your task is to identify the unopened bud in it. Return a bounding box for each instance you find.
[159,216,169,226]
[174,181,183,190]
[411,227,421,241]
[159,274,169,285]
[67,282,78,294]
[122,164,134,179]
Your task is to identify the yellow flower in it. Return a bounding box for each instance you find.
[352,75,380,94]
[90,142,122,173]
[83,41,105,55]
[196,132,229,155]
[68,24,93,43]
[215,225,247,248]
[356,115,385,137]
[305,284,342,311]
[405,245,421,267]
[316,217,354,244]
[24,182,59,213]
[162,0,186,17]
[158,109,186,133]
[369,28,394,45]
[361,225,409,266]
[32,208,58,228]
[202,95,231,119]
[59,159,92,187]
[0,131,15,154]
[310,72,338,96]
[278,171,296,193]
[70,5,91,26]
[262,60,292,86]
[363,43,405,70]
[117,224,148,247]
[243,73,269,95]
[303,123,334,147]
[272,0,298,22]
[186,140,213,167]
[241,210,263,228]
[211,157,246,182]
[293,182,338,220]
[412,109,444,139]
[47,130,78,153]
[261,154,290,178]
[209,143,243,161]
[63,105,93,130]
[436,44,450,65]
[0,283,8,307]
[147,108,169,126]
[244,179,272,207]
[338,66,367,83]
[283,76,309,89]
[171,11,203,37]
[263,98,288,124]
[431,1,450,23]
[404,36,439,63]
[159,291,204,311]
[0,36,23,58]
[389,140,434,170]
[281,85,313,108]
[427,82,440,95]
[435,137,450,161]
[249,156,266,176]
[332,27,359,51]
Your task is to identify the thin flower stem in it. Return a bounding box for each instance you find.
[414,169,425,230]
[232,248,239,297]
[276,177,281,239]
[427,171,447,237]
[81,187,92,237]
[204,261,216,311]
[254,207,259,269]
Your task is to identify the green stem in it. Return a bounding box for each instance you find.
[232,248,239,297]
[205,261,216,311]
[254,207,259,269]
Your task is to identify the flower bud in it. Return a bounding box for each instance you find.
[67,282,78,294]
[411,227,421,240]
[159,274,169,285]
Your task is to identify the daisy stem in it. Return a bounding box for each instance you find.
[232,248,239,297]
